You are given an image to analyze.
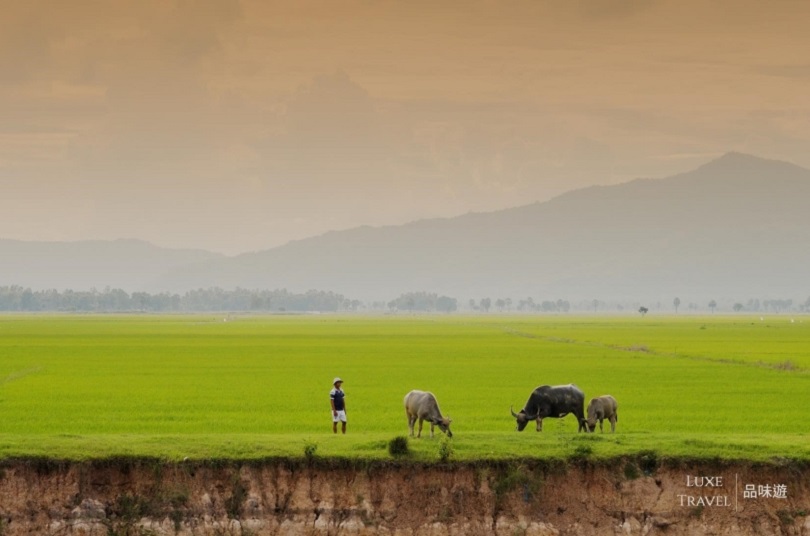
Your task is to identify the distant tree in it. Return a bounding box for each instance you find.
[708,300,717,313]
[505,298,512,310]
[733,303,744,312]
[516,297,537,312]
[765,299,793,313]
[132,291,150,311]
[388,291,456,312]
[435,296,458,313]
[592,299,599,311]
[468,298,477,311]
[480,298,492,313]
[673,297,681,314]
[638,306,648,317]
[495,298,506,311]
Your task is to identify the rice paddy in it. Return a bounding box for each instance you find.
[1,314,808,462]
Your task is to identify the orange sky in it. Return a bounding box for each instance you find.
[2,0,809,254]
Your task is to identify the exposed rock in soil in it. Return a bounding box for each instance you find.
[0,458,807,535]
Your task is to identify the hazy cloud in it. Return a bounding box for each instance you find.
[2,1,810,254]
[755,64,810,79]
[575,0,658,20]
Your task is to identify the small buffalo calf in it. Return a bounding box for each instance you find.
[586,395,618,433]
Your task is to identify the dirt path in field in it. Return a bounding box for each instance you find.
[1,457,808,535]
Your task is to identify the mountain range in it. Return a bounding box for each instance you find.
[3,152,809,303]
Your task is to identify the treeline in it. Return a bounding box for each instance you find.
[0,286,460,313]
[1,285,808,314]
[385,291,458,312]
[0,286,360,312]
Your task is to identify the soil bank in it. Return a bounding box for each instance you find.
[0,457,809,535]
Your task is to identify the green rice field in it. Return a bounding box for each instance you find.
[1,314,809,462]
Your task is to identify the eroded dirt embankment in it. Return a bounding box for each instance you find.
[0,457,809,535]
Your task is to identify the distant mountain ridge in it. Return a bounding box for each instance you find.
[3,153,809,302]
[0,239,223,292]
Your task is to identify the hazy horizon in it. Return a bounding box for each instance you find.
[3,1,810,254]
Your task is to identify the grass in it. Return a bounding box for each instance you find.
[1,314,809,462]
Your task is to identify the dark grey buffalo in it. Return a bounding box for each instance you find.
[586,395,618,433]
[404,390,453,438]
[510,384,587,432]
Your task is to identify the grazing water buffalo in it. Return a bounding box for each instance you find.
[404,390,453,438]
[511,384,587,432]
[586,395,618,433]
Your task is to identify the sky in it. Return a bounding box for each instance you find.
[2,0,809,255]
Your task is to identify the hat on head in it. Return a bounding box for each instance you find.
[333,377,343,385]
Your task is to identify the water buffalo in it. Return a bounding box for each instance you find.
[511,384,587,432]
[586,395,618,433]
[404,390,453,438]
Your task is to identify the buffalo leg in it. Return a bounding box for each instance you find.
[576,410,587,432]
[536,418,543,432]
[417,418,423,438]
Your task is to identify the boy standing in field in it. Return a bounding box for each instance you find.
[330,377,347,434]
